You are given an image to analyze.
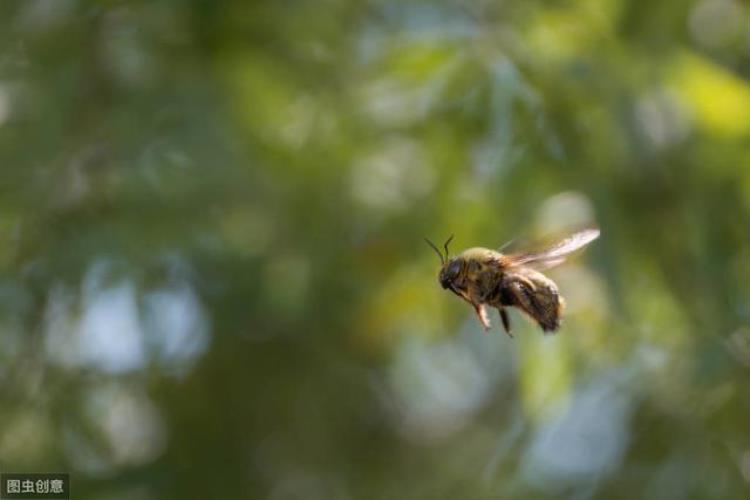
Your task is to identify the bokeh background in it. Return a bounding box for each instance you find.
[1,0,750,498]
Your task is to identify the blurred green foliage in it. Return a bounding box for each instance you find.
[1,0,750,498]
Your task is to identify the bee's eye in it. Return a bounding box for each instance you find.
[447,260,461,278]
[439,259,462,289]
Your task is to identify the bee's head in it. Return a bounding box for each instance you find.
[439,257,463,290]
[425,235,462,291]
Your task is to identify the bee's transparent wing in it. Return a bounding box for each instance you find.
[505,228,600,269]
[525,257,566,270]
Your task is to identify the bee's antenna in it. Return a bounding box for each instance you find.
[424,238,445,264]
[443,234,454,260]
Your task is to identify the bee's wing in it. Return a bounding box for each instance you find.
[505,228,600,269]
[524,257,566,270]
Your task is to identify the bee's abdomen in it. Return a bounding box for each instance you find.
[494,271,564,333]
[527,284,562,332]
[536,291,563,332]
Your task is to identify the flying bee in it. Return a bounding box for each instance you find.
[425,228,600,336]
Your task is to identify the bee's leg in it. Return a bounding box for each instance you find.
[499,308,513,338]
[473,303,491,332]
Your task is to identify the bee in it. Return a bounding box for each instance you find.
[425,229,600,336]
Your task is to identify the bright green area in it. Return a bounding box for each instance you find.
[1,1,750,498]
